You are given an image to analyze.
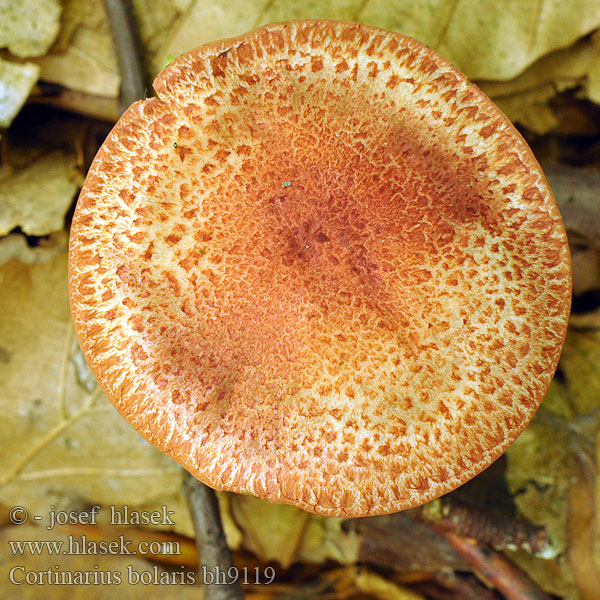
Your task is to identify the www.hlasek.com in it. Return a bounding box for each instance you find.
[9,535,181,558]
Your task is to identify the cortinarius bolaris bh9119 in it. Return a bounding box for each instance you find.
[69,21,571,517]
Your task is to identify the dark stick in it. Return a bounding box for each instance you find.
[183,473,245,600]
[102,0,147,111]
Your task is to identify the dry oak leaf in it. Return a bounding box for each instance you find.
[154,0,600,80]
[0,253,186,531]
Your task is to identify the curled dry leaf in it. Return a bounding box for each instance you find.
[0,151,78,237]
[0,58,40,128]
[0,0,61,58]
[479,38,597,100]
[477,37,600,134]
[493,84,559,135]
[0,253,188,533]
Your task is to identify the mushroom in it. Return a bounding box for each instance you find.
[68,20,571,517]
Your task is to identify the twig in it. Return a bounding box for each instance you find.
[429,571,501,600]
[102,0,147,112]
[433,529,554,600]
[183,473,244,600]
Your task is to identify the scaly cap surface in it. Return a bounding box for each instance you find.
[69,21,571,517]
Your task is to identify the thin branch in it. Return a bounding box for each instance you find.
[433,528,554,600]
[102,0,147,112]
[183,473,245,600]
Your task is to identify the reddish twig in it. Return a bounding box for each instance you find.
[436,529,554,600]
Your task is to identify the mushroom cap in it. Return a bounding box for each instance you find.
[69,20,571,517]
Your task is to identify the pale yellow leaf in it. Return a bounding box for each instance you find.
[0,0,61,58]
[585,31,600,104]
[230,494,309,568]
[351,566,425,600]
[0,231,68,268]
[479,37,596,99]
[0,58,40,128]
[0,151,78,237]
[493,84,559,134]
[33,25,120,98]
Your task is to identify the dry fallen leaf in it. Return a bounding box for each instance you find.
[335,566,426,600]
[493,84,559,135]
[0,58,40,128]
[477,37,599,134]
[561,327,600,416]
[0,231,68,268]
[568,461,600,600]
[505,315,600,600]
[229,494,310,568]
[132,0,190,60]
[220,493,361,568]
[505,382,580,599]
[479,37,597,99]
[0,252,190,535]
[0,0,61,58]
[32,7,120,99]
[585,30,600,104]
[153,0,600,81]
[52,0,105,52]
[0,151,78,237]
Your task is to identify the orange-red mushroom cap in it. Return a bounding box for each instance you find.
[69,20,571,517]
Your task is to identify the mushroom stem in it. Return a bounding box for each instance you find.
[183,473,244,599]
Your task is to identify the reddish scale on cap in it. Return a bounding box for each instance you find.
[69,21,571,516]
